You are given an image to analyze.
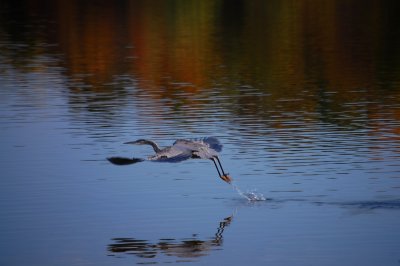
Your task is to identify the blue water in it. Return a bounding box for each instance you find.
[1,1,400,265]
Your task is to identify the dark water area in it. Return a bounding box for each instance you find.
[1,1,400,265]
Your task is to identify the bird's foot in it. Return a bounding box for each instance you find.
[220,174,232,184]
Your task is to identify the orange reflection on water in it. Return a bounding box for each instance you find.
[2,0,400,127]
[9,1,398,93]
[54,1,127,89]
[125,0,220,97]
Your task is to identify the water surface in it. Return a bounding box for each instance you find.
[1,1,400,265]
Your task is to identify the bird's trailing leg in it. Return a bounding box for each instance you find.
[215,156,227,175]
[211,158,222,177]
[211,156,232,184]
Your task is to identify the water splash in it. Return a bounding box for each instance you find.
[232,184,267,201]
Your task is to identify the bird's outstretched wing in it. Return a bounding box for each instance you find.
[151,152,193,163]
[201,137,223,152]
[107,157,144,165]
[149,146,193,163]
[173,137,223,152]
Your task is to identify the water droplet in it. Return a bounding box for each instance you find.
[232,184,267,201]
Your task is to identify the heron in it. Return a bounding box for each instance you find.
[107,137,232,183]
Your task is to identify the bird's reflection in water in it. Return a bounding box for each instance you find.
[107,215,233,261]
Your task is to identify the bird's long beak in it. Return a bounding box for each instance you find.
[124,141,137,145]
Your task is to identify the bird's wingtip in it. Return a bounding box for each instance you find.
[107,157,144,165]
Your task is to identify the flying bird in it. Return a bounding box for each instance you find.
[107,137,232,183]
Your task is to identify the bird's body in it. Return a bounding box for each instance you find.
[108,137,232,183]
[146,138,220,161]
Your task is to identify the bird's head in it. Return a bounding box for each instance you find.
[124,139,161,153]
[124,139,148,145]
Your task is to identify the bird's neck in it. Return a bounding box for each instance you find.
[145,140,162,153]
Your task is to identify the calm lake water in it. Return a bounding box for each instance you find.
[1,1,400,265]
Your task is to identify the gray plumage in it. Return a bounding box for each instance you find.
[107,137,232,183]
[142,137,221,162]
